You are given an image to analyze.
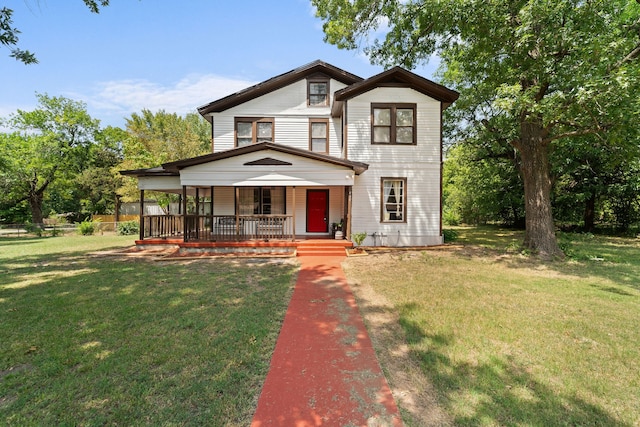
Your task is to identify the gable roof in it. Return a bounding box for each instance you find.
[121,141,369,177]
[197,60,363,120]
[331,66,459,116]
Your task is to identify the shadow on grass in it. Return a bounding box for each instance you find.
[0,248,296,425]
[396,302,630,427]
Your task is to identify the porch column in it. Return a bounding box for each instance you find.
[292,186,296,241]
[195,187,200,240]
[182,186,188,241]
[139,190,145,241]
[346,186,352,241]
[235,187,240,241]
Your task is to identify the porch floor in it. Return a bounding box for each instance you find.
[134,238,353,257]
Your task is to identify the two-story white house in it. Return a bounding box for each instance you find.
[121,60,458,249]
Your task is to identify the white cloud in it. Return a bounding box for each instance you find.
[77,74,257,127]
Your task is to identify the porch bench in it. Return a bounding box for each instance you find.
[257,218,285,237]
[215,217,240,234]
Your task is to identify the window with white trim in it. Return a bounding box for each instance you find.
[381,178,406,222]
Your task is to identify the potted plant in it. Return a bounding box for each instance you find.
[347,231,368,255]
[334,219,344,239]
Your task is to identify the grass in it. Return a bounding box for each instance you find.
[344,226,640,426]
[0,234,296,426]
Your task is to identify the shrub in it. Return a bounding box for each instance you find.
[351,231,368,246]
[117,220,139,236]
[443,228,458,243]
[78,219,99,236]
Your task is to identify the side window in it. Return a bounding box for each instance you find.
[381,178,407,222]
[371,104,416,145]
[308,79,329,107]
[309,118,329,153]
[235,118,274,147]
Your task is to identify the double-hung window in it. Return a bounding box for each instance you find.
[308,79,329,106]
[309,118,329,153]
[381,178,406,222]
[235,118,274,147]
[371,103,416,145]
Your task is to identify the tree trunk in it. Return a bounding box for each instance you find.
[29,191,44,227]
[517,119,564,259]
[583,192,596,232]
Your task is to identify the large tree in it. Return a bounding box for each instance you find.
[1,1,110,64]
[0,94,100,225]
[314,0,640,258]
[117,110,211,201]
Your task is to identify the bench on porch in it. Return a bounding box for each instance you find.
[256,217,285,238]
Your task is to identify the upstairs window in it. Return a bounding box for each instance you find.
[371,103,416,145]
[235,118,274,147]
[309,118,329,153]
[381,178,407,222]
[308,79,329,106]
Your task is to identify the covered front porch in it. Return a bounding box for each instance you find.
[122,142,368,245]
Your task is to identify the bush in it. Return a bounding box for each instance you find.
[443,228,458,243]
[351,231,368,246]
[77,219,99,236]
[117,220,139,236]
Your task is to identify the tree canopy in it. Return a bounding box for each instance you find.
[314,0,640,257]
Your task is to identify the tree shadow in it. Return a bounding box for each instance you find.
[396,302,630,426]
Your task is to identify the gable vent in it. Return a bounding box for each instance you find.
[244,157,293,166]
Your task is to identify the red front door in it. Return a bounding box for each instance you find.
[306,190,328,233]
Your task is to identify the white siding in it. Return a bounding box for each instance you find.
[211,79,347,157]
[347,87,443,246]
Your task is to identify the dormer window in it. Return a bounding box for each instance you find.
[308,78,329,107]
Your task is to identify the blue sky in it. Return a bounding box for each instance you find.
[1,0,438,129]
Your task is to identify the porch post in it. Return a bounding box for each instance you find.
[292,186,296,241]
[195,187,200,240]
[139,190,145,241]
[182,186,188,241]
[235,187,240,241]
[210,186,214,216]
[346,186,353,241]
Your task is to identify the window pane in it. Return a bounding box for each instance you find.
[396,127,413,143]
[396,109,414,126]
[311,139,327,152]
[311,122,327,138]
[237,138,252,147]
[382,179,405,222]
[310,82,327,94]
[373,108,391,126]
[237,122,252,138]
[257,122,272,140]
[309,95,327,106]
[373,127,390,143]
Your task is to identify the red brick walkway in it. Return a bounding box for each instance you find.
[251,255,403,426]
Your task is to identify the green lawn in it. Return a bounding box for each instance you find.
[0,235,296,426]
[344,227,640,426]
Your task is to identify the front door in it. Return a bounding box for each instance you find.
[306,190,328,233]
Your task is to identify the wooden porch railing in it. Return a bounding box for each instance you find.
[141,214,294,241]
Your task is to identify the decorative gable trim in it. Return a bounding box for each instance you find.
[244,157,293,166]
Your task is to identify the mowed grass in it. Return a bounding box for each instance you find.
[0,235,296,426]
[344,226,640,426]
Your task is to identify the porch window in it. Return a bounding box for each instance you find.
[309,118,329,153]
[371,103,416,145]
[308,79,329,106]
[235,118,274,147]
[238,187,285,215]
[381,178,406,222]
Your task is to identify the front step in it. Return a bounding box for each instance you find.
[296,240,353,257]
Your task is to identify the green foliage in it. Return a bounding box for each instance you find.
[77,219,99,236]
[118,110,211,202]
[351,231,367,246]
[117,220,139,236]
[314,0,640,256]
[442,228,458,243]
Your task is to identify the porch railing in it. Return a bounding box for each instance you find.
[141,214,294,241]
